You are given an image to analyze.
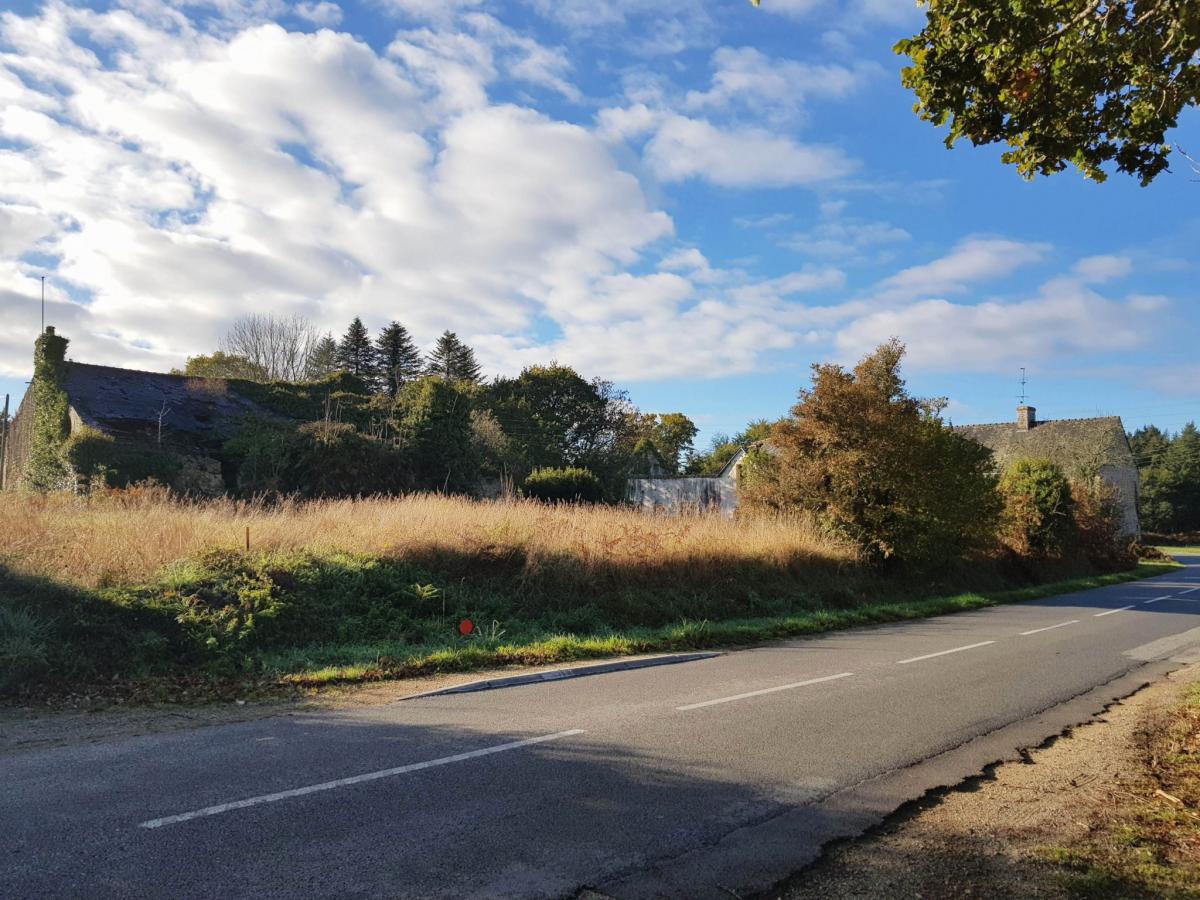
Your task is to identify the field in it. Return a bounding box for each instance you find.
[0,488,1175,699]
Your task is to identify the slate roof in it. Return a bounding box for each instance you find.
[63,363,271,442]
[955,416,1134,475]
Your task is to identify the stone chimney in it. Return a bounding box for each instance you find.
[1017,405,1037,431]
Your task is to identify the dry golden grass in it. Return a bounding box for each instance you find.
[0,486,855,588]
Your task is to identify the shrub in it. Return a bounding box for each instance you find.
[523,467,603,503]
[1071,479,1136,571]
[61,426,181,489]
[999,459,1073,559]
[740,340,1001,569]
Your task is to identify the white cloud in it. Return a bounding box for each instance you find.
[836,259,1165,370]
[0,1,875,385]
[644,115,856,188]
[684,46,878,124]
[294,2,343,27]
[1072,254,1132,283]
[785,219,910,259]
[874,237,1050,301]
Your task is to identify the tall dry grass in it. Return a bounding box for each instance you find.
[0,486,856,588]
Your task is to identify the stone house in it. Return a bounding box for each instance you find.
[955,406,1141,537]
[627,405,1140,534]
[3,328,273,494]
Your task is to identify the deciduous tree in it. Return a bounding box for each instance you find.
[220,313,319,382]
[892,0,1200,184]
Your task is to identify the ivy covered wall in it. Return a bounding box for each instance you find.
[23,327,72,492]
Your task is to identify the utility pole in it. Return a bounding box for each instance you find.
[1,393,9,492]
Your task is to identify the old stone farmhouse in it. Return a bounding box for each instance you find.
[2,327,273,494]
[956,406,1140,536]
[627,405,1141,535]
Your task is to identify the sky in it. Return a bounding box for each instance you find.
[1,0,1198,449]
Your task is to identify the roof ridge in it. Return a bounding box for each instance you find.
[955,415,1122,428]
[66,361,228,385]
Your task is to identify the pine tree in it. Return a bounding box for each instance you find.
[373,321,423,397]
[426,330,482,384]
[335,318,374,384]
[305,335,340,380]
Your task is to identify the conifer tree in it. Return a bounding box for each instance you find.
[426,330,482,384]
[305,334,340,380]
[335,318,374,384]
[374,321,423,397]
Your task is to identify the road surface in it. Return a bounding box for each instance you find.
[4,556,1200,899]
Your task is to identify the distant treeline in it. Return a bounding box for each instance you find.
[1129,424,1200,534]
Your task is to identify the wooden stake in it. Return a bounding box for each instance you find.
[245,526,250,552]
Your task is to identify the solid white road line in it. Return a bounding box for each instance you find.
[139,729,585,829]
[1095,605,1136,617]
[1143,596,1172,605]
[1020,620,1079,636]
[896,641,995,665]
[676,672,854,711]
[1181,587,1200,595]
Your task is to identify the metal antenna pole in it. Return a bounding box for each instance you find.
[41,276,45,333]
[1018,367,1027,405]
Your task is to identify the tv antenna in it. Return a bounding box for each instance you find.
[1018,367,1028,405]
[40,275,45,333]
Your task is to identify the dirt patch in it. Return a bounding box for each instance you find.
[770,663,1200,900]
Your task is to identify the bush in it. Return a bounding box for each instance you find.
[1071,479,1136,571]
[523,467,603,503]
[61,426,181,489]
[999,459,1073,559]
[740,340,1001,570]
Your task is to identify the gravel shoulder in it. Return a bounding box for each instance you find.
[771,662,1200,900]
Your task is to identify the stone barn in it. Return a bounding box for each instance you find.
[956,406,1140,537]
[626,447,750,516]
[3,328,275,494]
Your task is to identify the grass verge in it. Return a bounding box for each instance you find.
[1039,679,1200,898]
[278,563,1176,687]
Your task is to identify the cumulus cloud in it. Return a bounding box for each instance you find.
[684,46,878,124]
[874,237,1051,302]
[836,259,1166,370]
[644,115,856,187]
[0,1,867,384]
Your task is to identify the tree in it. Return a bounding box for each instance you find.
[426,331,482,384]
[373,322,423,397]
[1130,422,1200,532]
[892,0,1200,184]
[394,376,479,492]
[305,335,340,381]
[686,418,775,475]
[335,318,375,385]
[483,365,624,474]
[175,351,269,381]
[740,340,1001,568]
[220,313,319,382]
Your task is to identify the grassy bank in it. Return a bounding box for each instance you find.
[0,489,1177,700]
[1041,680,1200,898]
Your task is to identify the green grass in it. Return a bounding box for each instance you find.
[0,548,1178,701]
[275,563,1176,687]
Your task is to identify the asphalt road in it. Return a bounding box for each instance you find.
[5,557,1200,900]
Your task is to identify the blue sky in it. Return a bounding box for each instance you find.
[1,0,1197,449]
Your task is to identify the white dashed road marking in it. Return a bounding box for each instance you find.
[896,642,995,665]
[676,672,855,711]
[1094,605,1136,617]
[1020,620,1079,636]
[1143,596,1172,605]
[139,729,585,829]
